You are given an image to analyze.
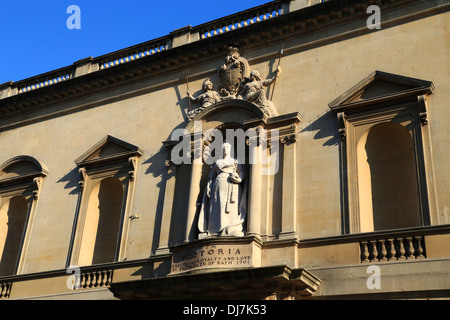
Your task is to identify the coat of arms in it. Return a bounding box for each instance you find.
[186,46,280,119]
[218,47,249,98]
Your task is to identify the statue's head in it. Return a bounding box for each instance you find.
[249,70,261,81]
[222,142,232,158]
[202,78,213,91]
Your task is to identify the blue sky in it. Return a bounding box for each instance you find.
[0,0,269,84]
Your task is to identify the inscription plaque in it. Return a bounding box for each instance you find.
[171,240,259,274]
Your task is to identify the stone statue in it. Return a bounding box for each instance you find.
[187,78,222,119]
[237,66,280,117]
[184,48,281,120]
[198,142,247,238]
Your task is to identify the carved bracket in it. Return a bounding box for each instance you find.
[128,156,138,181]
[337,112,346,140]
[279,124,299,146]
[32,177,43,200]
[78,167,87,191]
[418,95,428,125]
[267,112,301,145]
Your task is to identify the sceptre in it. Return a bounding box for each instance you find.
[184,68,192,112]
[270,42,285,101]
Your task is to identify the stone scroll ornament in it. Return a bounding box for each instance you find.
[186,47,280,119]
[198,142,248,239]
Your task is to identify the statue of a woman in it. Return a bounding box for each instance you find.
[187,78,222,119]
[237,67,280,117]
[198,142,247,238]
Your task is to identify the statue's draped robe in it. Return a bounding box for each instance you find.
[198,157,247,236]
[238,79,277,117]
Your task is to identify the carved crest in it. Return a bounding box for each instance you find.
[218,47,249,97]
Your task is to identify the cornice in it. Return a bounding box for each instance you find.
[0,0,446,127]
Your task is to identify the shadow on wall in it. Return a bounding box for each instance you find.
[300,110,340,147]
[142,147,175,256]
[300,110,346,233]
[57,167,81,196]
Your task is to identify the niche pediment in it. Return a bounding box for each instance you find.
[0,156,48,183]
[329,71,434,113]
[75,135,143,168]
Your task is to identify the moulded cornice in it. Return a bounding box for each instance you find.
[0,0,437,125]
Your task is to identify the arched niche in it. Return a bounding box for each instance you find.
[0,196,28,276]
[78,177,124,266]
[160,99,302,248]
[329,70,435,233]
[0,155,48,275]
[357,122,421,232]
[69,135,142,267]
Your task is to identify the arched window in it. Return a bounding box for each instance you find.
[78,177,124,265]
[0,156,48,275]
[357,123,421,232]
[69,136,142,267]
[0,196,28,276]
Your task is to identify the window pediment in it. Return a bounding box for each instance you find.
[329,71,434,114]
[75,135,143,168]
[0,156,48,187]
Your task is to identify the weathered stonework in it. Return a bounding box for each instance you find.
[0,0,449,300]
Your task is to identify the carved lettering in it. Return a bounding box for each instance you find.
[171,244,253,273]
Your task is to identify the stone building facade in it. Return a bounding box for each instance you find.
[0,0,449,300]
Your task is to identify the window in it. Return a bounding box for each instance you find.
[0,156,48,275]
[69,136,142,267]
[329,71,436,233]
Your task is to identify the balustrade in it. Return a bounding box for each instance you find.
[17,67,74,94]
[360,236,425,263]
[1,0,290,100]
[95,40,168,70]
[75,269,113,290]
[195,3,284,40]
[0,282,11,298]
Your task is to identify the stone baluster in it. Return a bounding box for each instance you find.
[94,272,101,287]
[396,238,406,260]
[80,273,87,289]
[414,236,425,259]
[387,238,397,261]
[405,237,415,259]
[360,241,370,263]
[0,283,11,299]
[86,273,92,288]
[378,239,388,261]
[369,240,378,262]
